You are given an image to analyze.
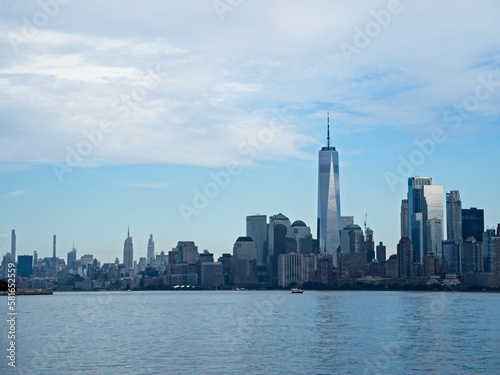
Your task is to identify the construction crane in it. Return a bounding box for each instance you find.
[364,213,368,235]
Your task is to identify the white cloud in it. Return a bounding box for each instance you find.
[0,0,499,170]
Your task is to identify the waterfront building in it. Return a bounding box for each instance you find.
[246,214,267,267]
[462,208,484,244]
[123,227,134,274]
[318,114,342,262]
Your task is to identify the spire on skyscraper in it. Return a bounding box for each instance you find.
[327,112,330,148]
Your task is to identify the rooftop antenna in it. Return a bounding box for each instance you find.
[327,112,330,148]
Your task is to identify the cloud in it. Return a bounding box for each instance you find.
[0,0,499,171]
[3,190,27,199]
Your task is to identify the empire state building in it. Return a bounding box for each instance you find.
[317,114,341,263]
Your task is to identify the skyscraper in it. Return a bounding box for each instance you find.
[147,234,155,264]
[408,177,431,263]
[53,234,57,259]
[407,177,443,263]
[462,208,484,242]
[11,230,16,264]
[246,214,267,266]
[318,114,341,263]
[446,191,462,244]
[400,200,408,238]
[123,227,134,273]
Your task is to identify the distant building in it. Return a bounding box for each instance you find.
[462,208,484,243]
[400,200,408,238]
[442,240,458,274]
[422,253,439,278]
[286,220,312,255]
[364,227,375,263]
[175,241,198,265]
[11,230,16,265]
[318,115,342,261]
[462,237,483,273]
[147,234,155,265]
[268,213,291,258]
[218,253,232,285]
[397,237,414,280]
[340,224,364,254]
[232,237,257,286]
[201,262,223,287]
[278,253,316,288]
[246,215,267,267]
[17,255,33,278]
[446,191,462,244]
[386,254,398,279]
[376,242,386,263]
[123,227,134,273]
[67,248,77,270]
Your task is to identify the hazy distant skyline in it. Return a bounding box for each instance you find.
[1,0,499,262]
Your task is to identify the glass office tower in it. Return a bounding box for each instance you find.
[318,116,341,263]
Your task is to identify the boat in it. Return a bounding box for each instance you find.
[291,288,304,294]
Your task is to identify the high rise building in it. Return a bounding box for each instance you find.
[147,234,155,265]
[442,240,458,273]
[318,114,341,262]
[268,213,290,258]
[232,237,257,285]
[424,185,444,262]
[123,227,134,273]
[462,208,484,242]
[408,177,432,263]
[462,236,483,273]
[175,241,199,265]
[17,255,33,278]
[400,200,408,238]
[407,177,443,263]
[446,191,462,244]
[11,230,16,265]
[397,237,414,280]
[246,214,267,266]
[482,229,497,272]
[286,220,312,254]
[364,227,375,263]
[53,234,57,259]
[67,247,77,270]
[340,224,365,254]
[376,242,386,263]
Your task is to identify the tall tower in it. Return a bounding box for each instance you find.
[400,199,408,238]
[446,191,462,244]
[246,215,267,267]
[11,230,16,264]
[123,226,134,273]
[147,234,155,265]
[53,234,57,259]
[317,113,341,263]
[407,177,431,263]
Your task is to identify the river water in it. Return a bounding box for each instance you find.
[1,290,499,374]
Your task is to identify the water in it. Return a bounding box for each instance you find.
[1,291,499,374]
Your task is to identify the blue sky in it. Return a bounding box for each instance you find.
[1,0,499,263]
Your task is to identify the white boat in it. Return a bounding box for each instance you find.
[291,288,304,294]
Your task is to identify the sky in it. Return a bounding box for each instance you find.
[0,0,499,263]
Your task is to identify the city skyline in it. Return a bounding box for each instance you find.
[1,1,500,262]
